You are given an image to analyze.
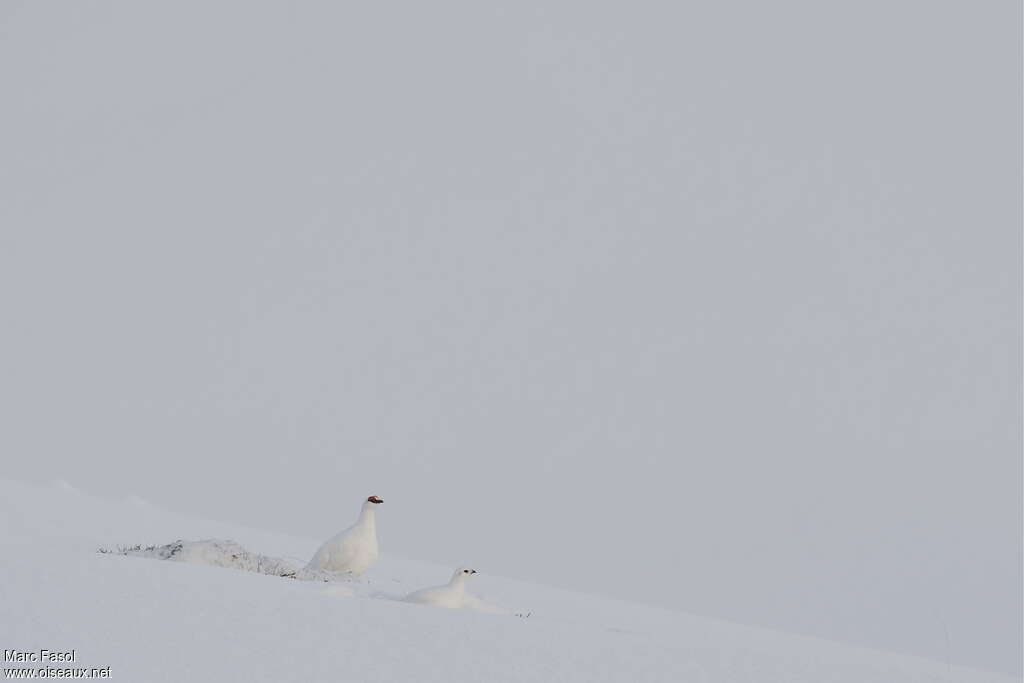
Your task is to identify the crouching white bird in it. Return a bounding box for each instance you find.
[404,567,478,609]
[306,495,382,575]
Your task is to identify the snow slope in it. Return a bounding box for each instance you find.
[0,479,1016,683]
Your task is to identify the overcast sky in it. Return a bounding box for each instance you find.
[1,0,1020,675]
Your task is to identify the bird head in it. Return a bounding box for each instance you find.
[452,567,477,582]
[366,495,383,505]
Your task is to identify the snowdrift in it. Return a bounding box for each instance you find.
[1,479,1016,683]
[98,539,331,581]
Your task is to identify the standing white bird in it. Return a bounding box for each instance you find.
[306,495,382,576]
[404,567,478,609]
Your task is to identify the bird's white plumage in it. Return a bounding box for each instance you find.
[306,498,381,576]
[404,568,478,609]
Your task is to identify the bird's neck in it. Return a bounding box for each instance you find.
[448,574,467,591]
[357,505,377,532]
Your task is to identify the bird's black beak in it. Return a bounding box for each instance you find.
[471,569,477,574]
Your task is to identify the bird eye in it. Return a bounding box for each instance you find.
[463,569,469,573]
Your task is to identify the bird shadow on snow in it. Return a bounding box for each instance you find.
[97,539,529,617]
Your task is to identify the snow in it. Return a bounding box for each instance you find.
[100,539,329,581]
[1,478,1016,683]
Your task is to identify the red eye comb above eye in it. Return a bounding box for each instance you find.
[367,495,383,503]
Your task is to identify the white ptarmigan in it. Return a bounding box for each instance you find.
[306,495,382,575]
[404,567,478,609]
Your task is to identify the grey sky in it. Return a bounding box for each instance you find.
[1,0,1020,675]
